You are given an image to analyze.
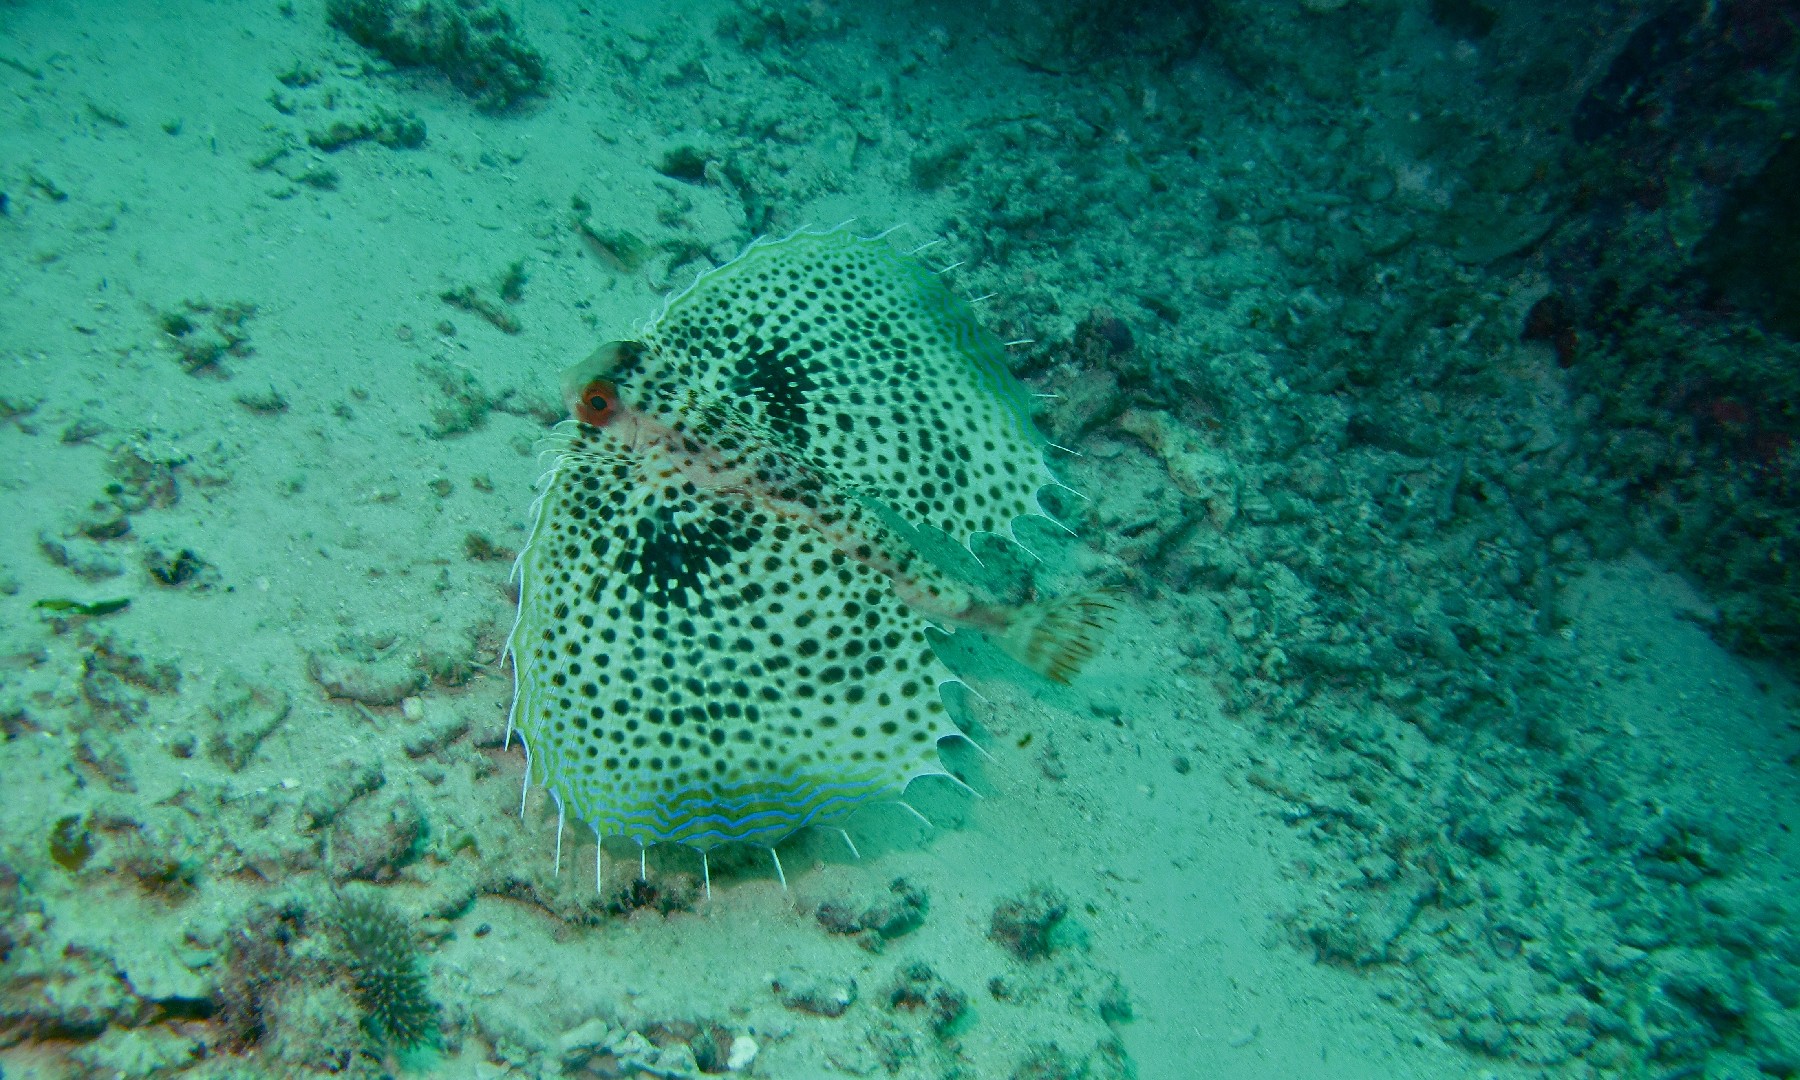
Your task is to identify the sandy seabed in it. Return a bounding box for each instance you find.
[3,1,1799,1078]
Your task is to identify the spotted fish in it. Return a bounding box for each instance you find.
[505,226,1115,879]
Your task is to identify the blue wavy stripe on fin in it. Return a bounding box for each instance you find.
[596,772,897,848]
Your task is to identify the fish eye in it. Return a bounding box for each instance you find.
[574,379,619,426]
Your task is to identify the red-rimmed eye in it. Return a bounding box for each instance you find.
[573,379,619,426]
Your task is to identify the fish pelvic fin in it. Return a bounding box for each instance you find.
[996,587,1123,684]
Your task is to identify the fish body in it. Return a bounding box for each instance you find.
[563,342,1003,637]
[507,226,1114,855]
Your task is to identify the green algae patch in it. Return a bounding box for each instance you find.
[34,597,130,617]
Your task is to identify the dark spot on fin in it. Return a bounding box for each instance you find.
[733,344,822,448]
[601,503,746,611]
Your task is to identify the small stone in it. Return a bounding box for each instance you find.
[726,1034,757,1071]
[557,1017,616,1064]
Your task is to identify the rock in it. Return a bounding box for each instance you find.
[328,792,428,881]
[774,966,857,1017]
[557,1016,618,1063]
[86,633,181,692]
[1288,640,1375,676]
[1039,368,1125,446]
[1115,409,1239,530]
[327,0,547,112]
[884,962,967,1036]
[264,983,365,1073]
[419,627,479,686]
[76,730,136,792]
[307,650,425,707]
[69,1026,202,1077]
[298,761,384,830]
[206,673,290,771]
[38,531,125,579]
[8,943,134,1040]
[990,886,1070,962]
[1657,946,1749,1029]
[1347,404,1440,457]
[815,877,927,951]
[79,633,179,726]
[1299,869,1436,966]
[607,1030,700,1078]
[403,697,472,758]
[116,939,211,1003]
[306,108,426,152]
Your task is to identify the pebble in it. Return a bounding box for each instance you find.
[727,1034,758,1071]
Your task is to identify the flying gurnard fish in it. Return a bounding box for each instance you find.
[505,225,1119,893]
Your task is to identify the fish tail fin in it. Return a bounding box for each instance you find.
[997,588,1122,684]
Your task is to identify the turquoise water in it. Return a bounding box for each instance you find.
[2,2,1798,1078]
